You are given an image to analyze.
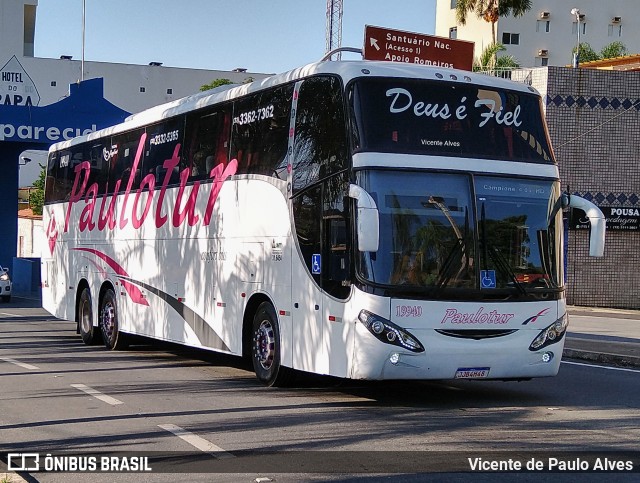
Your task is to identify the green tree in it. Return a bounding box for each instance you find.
[473,42,520,72]
[29,164,46,216]
[600,41,628,59]
[200,77,254,92]
[572,42,600,63]
[456,0,532,43]
[200,78,233,92]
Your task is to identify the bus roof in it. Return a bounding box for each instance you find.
[49,60,540,152]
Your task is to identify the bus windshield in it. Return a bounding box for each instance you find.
[350,77,554,164]
[356,170,563,299]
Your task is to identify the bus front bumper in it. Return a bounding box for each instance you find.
[350,325,563,380]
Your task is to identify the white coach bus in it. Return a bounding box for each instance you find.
[41,60,605,386]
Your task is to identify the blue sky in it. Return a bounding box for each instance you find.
[34,0,436,74]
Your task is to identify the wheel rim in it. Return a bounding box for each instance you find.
[254,319,275,370]
[80,298,91,334]
[101,301,116,339]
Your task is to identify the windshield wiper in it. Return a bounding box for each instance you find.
[429,237,466,295]
[429,206,471,295]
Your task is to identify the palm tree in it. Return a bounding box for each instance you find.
[456,0,532,43]
[473,43,520,76]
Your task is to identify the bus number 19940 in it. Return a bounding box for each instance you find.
[396,305,422,317]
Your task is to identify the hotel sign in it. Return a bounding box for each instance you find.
[0,55,40,106]
[570,206,640,231]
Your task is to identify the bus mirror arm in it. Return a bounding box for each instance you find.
[564,194,606,257]
[348,184,379,253]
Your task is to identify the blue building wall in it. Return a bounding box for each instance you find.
[0,77,130,273]
[0,142,21,269]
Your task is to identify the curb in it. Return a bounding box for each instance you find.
[567,305,640,319]
[563,348,640,369]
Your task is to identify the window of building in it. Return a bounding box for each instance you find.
[608,24,622,37]
[536,20,550,33]
[167,88,173,95]
[50,81,56,87]
[450,0,457,8]
[534,57,550,67]
[502,32,520,45]
[449,27,457,39]
[139,87,146,93]
[573,22,587,35]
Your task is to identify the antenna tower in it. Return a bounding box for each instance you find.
[325,0,343,60]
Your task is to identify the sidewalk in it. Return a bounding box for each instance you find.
[565,306,640,368]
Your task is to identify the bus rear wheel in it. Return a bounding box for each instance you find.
[78,288,101,345]
[99,288,128,350]
[251,302,293,387]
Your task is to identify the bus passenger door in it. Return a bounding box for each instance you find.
[321,180,352,378]
[291,186,326,373]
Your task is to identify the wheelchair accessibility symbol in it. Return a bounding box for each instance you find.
[312,254,321,274]
[480,270,496,288]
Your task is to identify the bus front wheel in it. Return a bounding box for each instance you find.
[78,288,101,345]
[99,288,128,350]
[251,302,293,387]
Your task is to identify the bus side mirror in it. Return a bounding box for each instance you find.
[348,184,379,253]
[564,194,606,257]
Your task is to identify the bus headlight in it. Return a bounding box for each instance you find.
[0,273,8,281]
[529,313,568,351]
[358,310,424,353]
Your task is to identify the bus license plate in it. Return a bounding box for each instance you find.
[455,367,490,379]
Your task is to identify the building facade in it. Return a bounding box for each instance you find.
[435,0,639,68]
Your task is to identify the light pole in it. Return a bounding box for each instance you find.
[81,0,86,81]
[571,8,581,68]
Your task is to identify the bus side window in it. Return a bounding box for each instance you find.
[231,84,292,178]
[109,128,145,193]
[185,105,231,182]
[144,118,184,187]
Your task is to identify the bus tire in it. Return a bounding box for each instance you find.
[251,302,293,387]
[78,288,101,345]
[99,288,128,350]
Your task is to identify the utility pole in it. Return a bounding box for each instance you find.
[325,0,343,60]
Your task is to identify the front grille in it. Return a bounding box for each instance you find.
[435,329,517,340]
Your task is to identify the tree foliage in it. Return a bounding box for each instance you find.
[572,42,628,63]
[200,78,234,92]
[456,0,532,42]
[473,43,520,72]
[573,42,600,63]
[29,164,46,216]
[200,77,254,92]
[600,41,628,60]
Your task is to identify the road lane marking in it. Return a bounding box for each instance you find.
[0,357,39,370]
[562,360,640,374]
[158,423,234,459]
[71,383,124,405]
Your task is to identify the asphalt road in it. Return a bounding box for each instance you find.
[1,303,639,482]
